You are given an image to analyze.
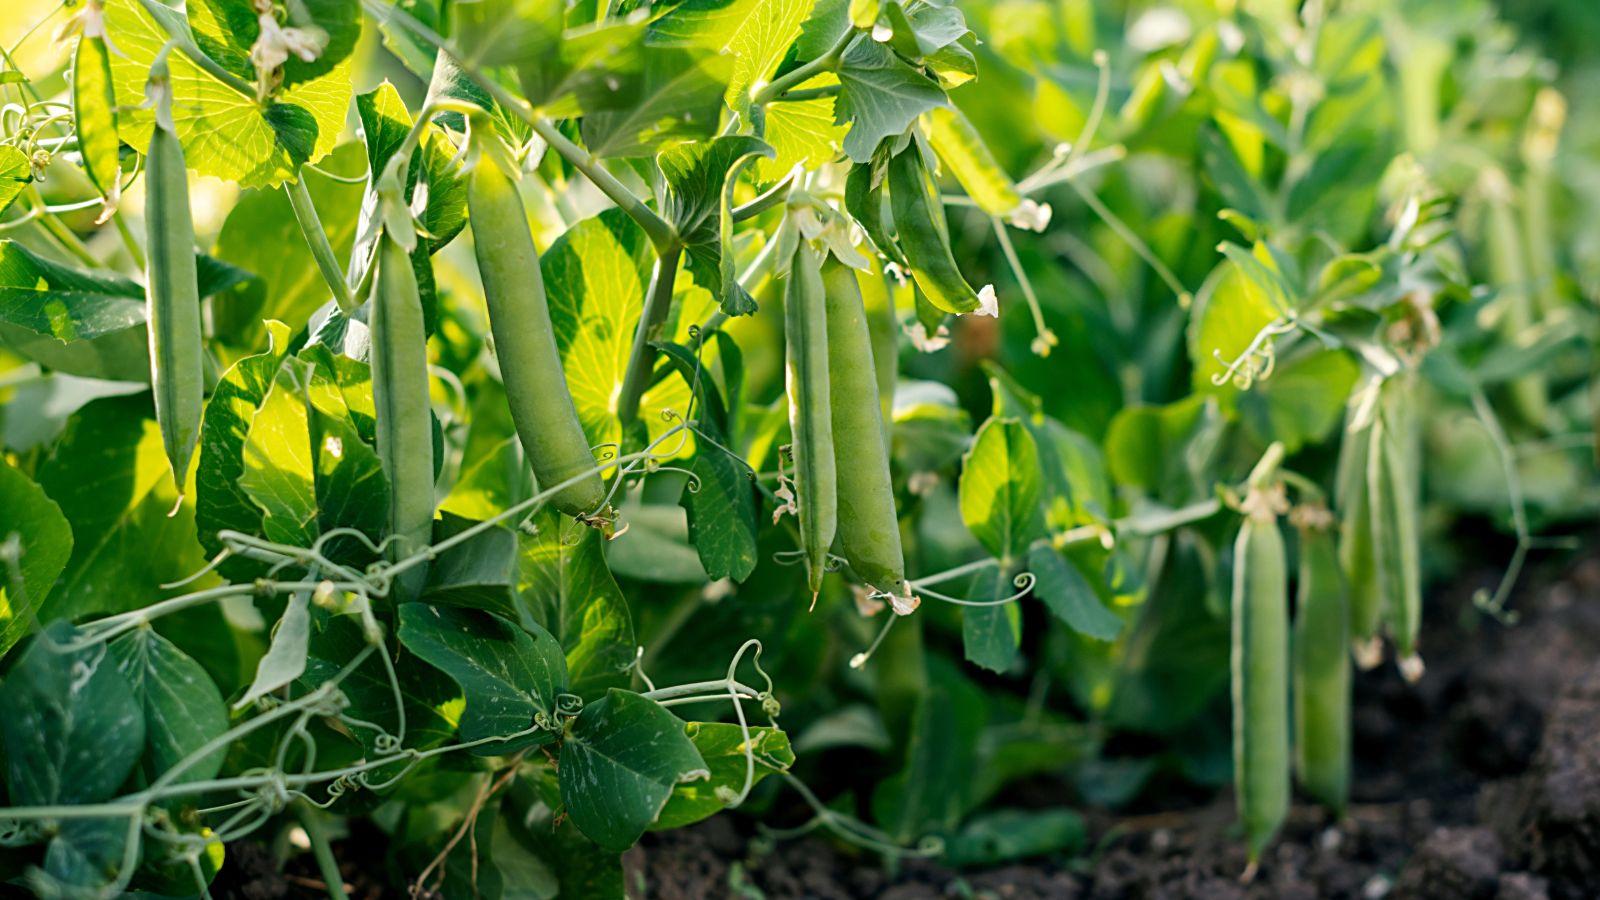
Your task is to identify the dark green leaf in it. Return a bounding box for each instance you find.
[109,628,229,783]
[1028,542,1121,641]
[0,458,72,658]
[518,508,636,700]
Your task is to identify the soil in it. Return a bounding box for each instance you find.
[208,539,1600,900]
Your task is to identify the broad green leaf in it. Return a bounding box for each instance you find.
[961,566,1021,673]
[758,74,845,182]
[212,143,366,347]
[1187,259,1280,393]
[0,622,145,805]
[579,49,732,158]
[423,513,520,621]
[36,818,132,897]
[1102,395,1221,504]
[559,689,709,851]
[451,0,563,69]
[239,362,319,548]
[195,321,293,573]
[656,135,774,315]
[648,0,813,104]
[236,588,313,709]
[603,502,710,583]
[1028,542,1120,640]
[653,723,794,830]
[73,36,122,204]
[105,0,351,188]
[300,344,389,550]
[958,416,1044,562]
[834,37,948,163]
[518,508,636,700]
[542,210,713,456]
[922,106,1020,216]
[398,603,569,752]
[35,395,212,621]
[1239,349,1360,453]
[109,628,228,783]
[0,240,250,344]
[0,147,29,218]
[354,82,469,254]
[512,790,626,900]
[0,459,72,658]
[302,615,463,755]
[187,0,360,90]
[883,0,969,58]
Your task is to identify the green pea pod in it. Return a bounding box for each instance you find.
[370,229,436,583]
[822,257,907,601]
[143,73,203,497]
[467,149,608,524]
[74,31,121,211]
[886,144,985,316]
[1293,516,1349,814]
[1336,390,1382,645]
[845,163,907,268]
[1372,377,1422,664]
[784,239,837,599]
[1232,502,1289,864]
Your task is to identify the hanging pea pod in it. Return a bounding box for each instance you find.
[1232,446,1289,867]
[1373,375,1423,672]
[1336,380,1383,656]
[1292,506,1350,814]
[822,256,909,605]
[783,238,837,600]
[886,143,990,316]
[467,130,609,526]
[142,56,204,499]
[73,4,121,218]
[369,199,436,592]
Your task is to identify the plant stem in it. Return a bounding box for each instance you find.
[616,244,683,427]
[731,169,795,222]
[28,189,100,267]
[295,805,351,900]
[111,209,145,267]
[286,172,356,313]
[753,28,855,105]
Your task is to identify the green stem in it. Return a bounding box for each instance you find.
[287,172,356,313]
[111,209,145,267]
[753,28,855,105]
[29,190,100,267]
[731,170,796,222]
[295,805,351,900]
[617,244,683,427]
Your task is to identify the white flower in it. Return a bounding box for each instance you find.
[852,585,885,618]
[250,1,328,96]
[906,321,949,353]
[975,284,999,318]
[887,585,920,616]
[1008,199,1053,233]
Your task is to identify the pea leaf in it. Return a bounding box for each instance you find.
[398,603,570,753]
[354,82,469,255]
[1102,395,1222,505]
[648,0,813,104]
[0,622,145,805]
[655,135,774,316]
[236,587,313,710]
[653,723,794,830]
[108,628,229,783]
[579,48,732,159]
[961,566,1021,673]
[559,689,709,851]
[195,321,293,574]
[36,818,132,897]
[834,37,949,163]
[1027,542,1121,641]
[759,74,845,182]
[302,615,463,755]
[542,210,714,457]
[104,0,351,188]
[239,361,320,548]
[518,508,636,700]
[0,459,72,658]
[0,146,29,218]
[423,512,520,621]
[872,662,984,840]
[958,416,1044,562]
[35,395,212,622]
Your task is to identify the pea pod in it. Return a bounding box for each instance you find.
[886,144,986,316]
[822,257,907,602]
[467,145,608,523]
[370,228,436,582]
[1292,511,1349,814]
[1371,376,1422,665]
[1336,384,1382,648]
[1232,483,1289,864]
[143,63,203,496]
[783,239,837,599]
[73,18,121,212]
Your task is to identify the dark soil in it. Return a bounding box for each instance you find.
[207,544,1600,900]
[629,547,1600,900]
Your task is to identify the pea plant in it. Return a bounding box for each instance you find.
[0,0,1593,896]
